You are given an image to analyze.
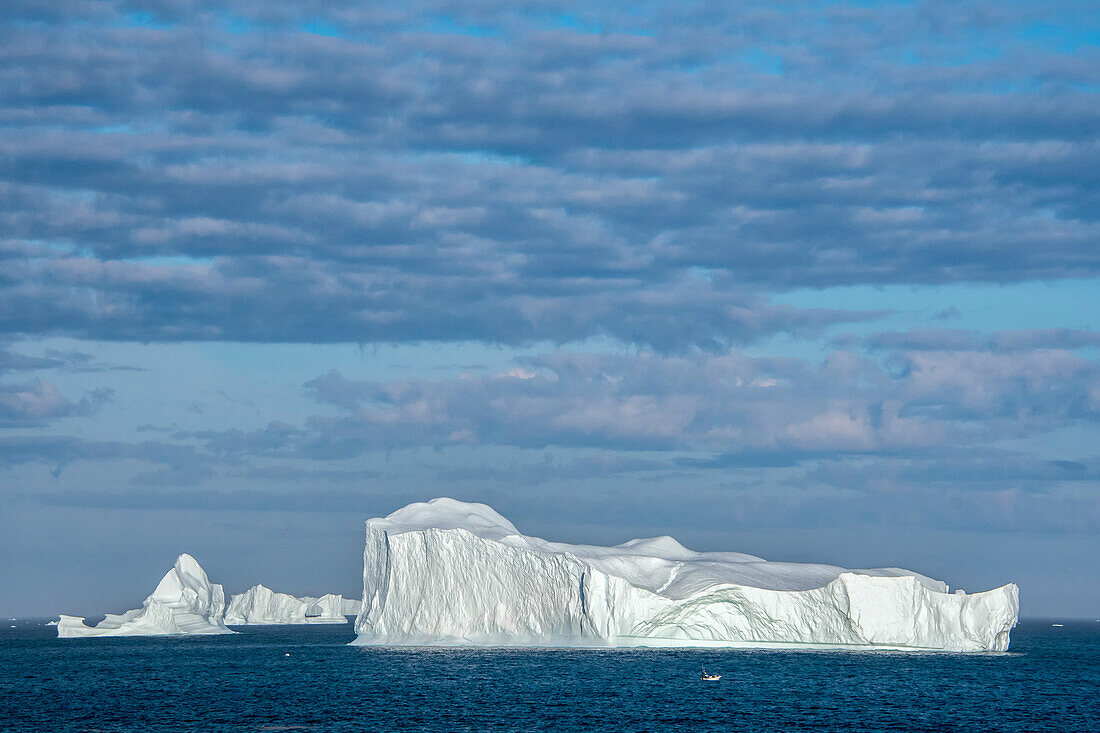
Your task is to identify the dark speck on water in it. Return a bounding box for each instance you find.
[0,620,1096,732]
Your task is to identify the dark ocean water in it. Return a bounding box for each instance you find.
[1,619,1097,732]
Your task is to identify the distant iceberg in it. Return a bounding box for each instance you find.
[352,498,1019,651]
[298,594,362,619]
[225,585,360,625]
[58,554,233,638]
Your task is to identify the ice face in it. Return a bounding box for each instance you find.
[57,554,234,638]
[225,585,357,625]
[353,498,1019,651]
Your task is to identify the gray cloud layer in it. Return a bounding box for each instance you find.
[4,336,1096,535]
[2,1,1098,349]
[294,346,1100,455]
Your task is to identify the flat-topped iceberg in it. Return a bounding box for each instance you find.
[353,498,1019,651]
[58,554,233,638]
[225,585,360,625]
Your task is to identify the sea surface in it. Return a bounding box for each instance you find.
[1,619,1097,732]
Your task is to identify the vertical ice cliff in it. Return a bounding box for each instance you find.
[353,498,1019,651]
[225,585,358,624]
[58,554,233,637]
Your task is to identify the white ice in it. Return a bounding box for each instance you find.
[353,498,1019,651]
[57,554,234,638]
[225,585,359,625]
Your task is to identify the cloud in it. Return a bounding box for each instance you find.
[0,434,219,478]
[989,329,1100,352]
[899,349,1100,424]
[129,463,214,487]
[934,307,961,321]
[241,346,1097,458]
[15,485,393,514]
[841,328,1100,353]
[237,465,381,483]
[782,452,1100,533]
[0,345,68,373]
[430,452,668,486]
[0,379,112,427]
[0,3,1097,349]
[0,341,141,374]
[0,248,879,350]
[2,339,1096,535]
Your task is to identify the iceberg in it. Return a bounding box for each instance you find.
[298,595,362,622]
[57,554,234,638]
[225,585,359,625]
[353,498,1019,651]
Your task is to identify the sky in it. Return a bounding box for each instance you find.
[1,0,1098,619]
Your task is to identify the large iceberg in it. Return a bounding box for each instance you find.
[225,585,360,625]
[353,498,1019,651]
[58,554,234,638]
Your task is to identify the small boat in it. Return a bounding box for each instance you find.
[700,664,721,681]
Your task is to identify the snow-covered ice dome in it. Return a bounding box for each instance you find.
[57,554,234,638]
[353,498,1019,651]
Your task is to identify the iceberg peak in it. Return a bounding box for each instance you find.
[614,535,695,560]
[149,553,218,605]
[369,497,521,541]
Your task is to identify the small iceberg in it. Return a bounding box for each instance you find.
[225,584,360,625]
[57,554,234,638]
